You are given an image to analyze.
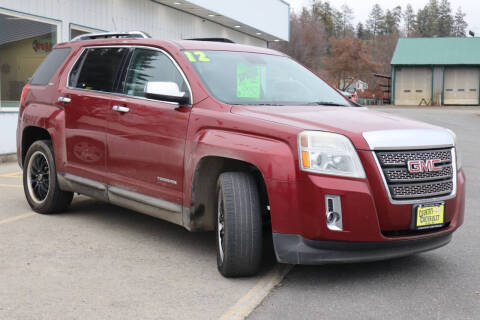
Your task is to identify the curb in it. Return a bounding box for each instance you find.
[0,153,17,164]
[219,264,293,320]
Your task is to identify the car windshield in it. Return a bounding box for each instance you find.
[183,50,350,106]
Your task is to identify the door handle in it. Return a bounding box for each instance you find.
[58,96,71,103]
[112,105,130,113]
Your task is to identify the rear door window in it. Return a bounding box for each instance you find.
[30,48,71,85]
[69,47,129,92]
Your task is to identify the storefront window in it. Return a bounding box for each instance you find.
[0,12,58,110]
[70,28,89,40]
[70,25,103,40]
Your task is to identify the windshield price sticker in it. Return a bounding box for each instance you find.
[184,51,211,62]
[237,63,261,98]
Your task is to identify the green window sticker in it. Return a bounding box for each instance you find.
[237,63,261,98]
[184,51,211,62]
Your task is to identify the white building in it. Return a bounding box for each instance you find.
[0,0,290,155]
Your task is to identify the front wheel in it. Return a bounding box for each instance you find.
[23,140,73,214]
[216,172,263,277]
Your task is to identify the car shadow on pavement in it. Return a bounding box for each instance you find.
[61,196,278,277]
[284,253,449,286]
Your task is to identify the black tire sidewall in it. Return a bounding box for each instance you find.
[23,140,62,213]
[215,172,263,277]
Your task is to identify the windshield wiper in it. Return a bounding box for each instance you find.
[304,101,349,107]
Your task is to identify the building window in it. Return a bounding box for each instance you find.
[70,24,103,40]
[0,9,61,111]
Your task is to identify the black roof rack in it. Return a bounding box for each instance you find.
[71,31,151,41]
[185,38,235,43]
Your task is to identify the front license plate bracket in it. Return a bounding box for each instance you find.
[410,202,445,230]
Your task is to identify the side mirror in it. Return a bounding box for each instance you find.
[144,81,190,105]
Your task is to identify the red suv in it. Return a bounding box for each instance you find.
[17,32,465,277]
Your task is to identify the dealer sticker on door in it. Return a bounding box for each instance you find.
[416,203,445,229]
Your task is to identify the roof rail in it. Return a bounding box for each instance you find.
[71,31,151,41]
[185,38,235,43]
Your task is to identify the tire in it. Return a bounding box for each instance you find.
[23,140,73,214]
[216,171,263,277]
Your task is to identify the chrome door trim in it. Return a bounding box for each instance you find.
[57,172,184,226]
[60,173,106,190]
[108,186,182,213]
[362,129,455,151]
[65,45,193,106]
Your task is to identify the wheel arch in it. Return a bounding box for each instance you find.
[21,126,52,167]
[185,156,270,232]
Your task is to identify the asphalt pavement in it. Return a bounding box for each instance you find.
[249,106,480,320]
[0,106,479,320]
[0,162,279,320]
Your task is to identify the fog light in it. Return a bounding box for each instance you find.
[325,195,343,231]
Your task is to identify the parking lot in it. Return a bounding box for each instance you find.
[0,106,479,320]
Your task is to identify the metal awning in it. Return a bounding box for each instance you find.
[152,0,289,42]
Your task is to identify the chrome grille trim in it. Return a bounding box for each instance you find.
[383,164,453,183]
[371,148,457,204]
[376,150,452,167]
[390,180,453,199]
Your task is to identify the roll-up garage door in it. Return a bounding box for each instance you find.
[395,67,432,105]
[444,68,479,105]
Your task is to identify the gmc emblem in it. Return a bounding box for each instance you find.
[407,159,442,173]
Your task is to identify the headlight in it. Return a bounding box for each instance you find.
[298,131,366,178]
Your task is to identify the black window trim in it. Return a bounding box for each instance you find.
[29,47,72,86]
[66,45,193,106]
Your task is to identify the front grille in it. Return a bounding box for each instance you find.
[375,148,454,201]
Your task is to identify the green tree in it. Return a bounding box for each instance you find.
[425,0,440,36]
[340,5,354,38]
[383,6,402,34]
[356,22,369,40]
[438,0,454,36]
[312,1,336,38]
[367,4,385,37]
[453,7,468,36]
[403,4,416,37]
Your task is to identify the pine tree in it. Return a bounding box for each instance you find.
[356,22,367,40]
[367,4,385,38]
[312,1,334,38]
[383,7,402,34]
[438,0,453,36]
[403,4,416,37]
[425,0,440,37]
[340,5,354,38]
[453,7,468,37]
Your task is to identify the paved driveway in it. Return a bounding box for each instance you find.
[0,162,281,320]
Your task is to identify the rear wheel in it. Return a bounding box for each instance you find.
[23,140,73,214]
[216,172,263,277]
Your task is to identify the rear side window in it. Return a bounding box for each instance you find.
[69,47,129,92]
[30,48,71,85]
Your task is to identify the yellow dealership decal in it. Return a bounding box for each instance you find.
[416,204,444,228]
[237,63,261,98]
[184,51,211,62]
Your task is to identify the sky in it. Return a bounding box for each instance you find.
[286,0,480,35]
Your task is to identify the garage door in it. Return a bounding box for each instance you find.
[444,68,479,105]
[395,67,432,105]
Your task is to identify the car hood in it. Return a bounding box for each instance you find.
[230,105,448,150]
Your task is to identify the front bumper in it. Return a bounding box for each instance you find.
[273,231,453,265]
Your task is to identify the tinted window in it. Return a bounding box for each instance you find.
[124,48,187,98]
[30,48,71,85]
[69,47,129,92]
